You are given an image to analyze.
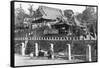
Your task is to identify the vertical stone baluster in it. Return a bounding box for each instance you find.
[35,43,39,57]
[67,44,71,60]
[86,44,92,62]
[50,43,54,59]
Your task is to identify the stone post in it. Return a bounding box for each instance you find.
[67,44,71,60]
[86,44,92,62]
[35,43,39,56]
[21,42,25,56]
[50,43,54,59]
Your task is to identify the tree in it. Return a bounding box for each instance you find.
[15,4,26,25]
[64,9,74,21]
[82,7,97,36]
[28,4,35,17]
[33,8,43,19]
[82,7,96,24]
[15,4,30,30]
[76,13,83,23]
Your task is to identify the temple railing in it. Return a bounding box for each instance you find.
[14,36,97,41]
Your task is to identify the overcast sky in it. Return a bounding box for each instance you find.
[15,2,96,14]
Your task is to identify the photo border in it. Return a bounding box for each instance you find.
[10,1,98,67]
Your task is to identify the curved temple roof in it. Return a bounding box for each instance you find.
[38,6,63,19]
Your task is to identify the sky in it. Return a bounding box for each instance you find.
[15,2,97,14]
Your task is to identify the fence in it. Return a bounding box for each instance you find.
[14,36,97,41]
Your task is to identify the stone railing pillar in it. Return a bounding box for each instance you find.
[35,43,39,56]
[67,44,71,60]
[50,43,54,59]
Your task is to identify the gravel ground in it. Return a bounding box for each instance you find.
[15,54,84,66]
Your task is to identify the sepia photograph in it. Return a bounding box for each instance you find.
[11,1,98,67]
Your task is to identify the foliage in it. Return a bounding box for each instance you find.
[82,7,96,23]
[15,7,26,24]
[28,4,35,17]
[64,9,74,21]
[33,9,43,18]
[82,7,97,34]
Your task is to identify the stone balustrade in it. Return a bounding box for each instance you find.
[14,36,97,41]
